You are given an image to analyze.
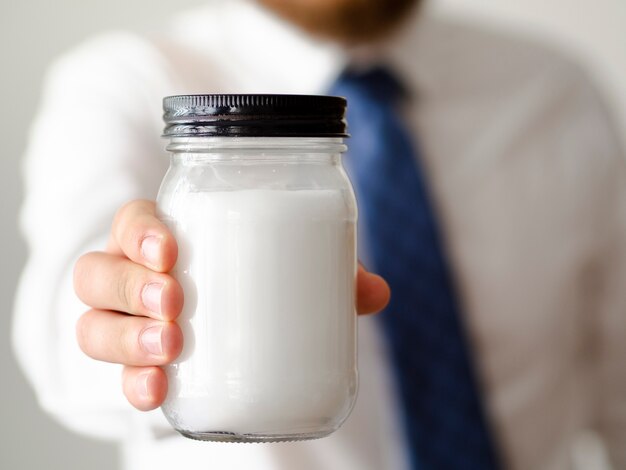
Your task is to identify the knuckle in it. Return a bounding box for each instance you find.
[113,200,148,250]
[76,310,140,365]
[120,331,135,363]
[112,203,130,242]
[115,274,130,312]
[118,318,139,363]
[115,265,147,314]
[113,200,137,228]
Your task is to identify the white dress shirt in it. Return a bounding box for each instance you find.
[12,1,626,469]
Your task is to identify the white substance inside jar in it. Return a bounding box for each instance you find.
[161,189,357,437]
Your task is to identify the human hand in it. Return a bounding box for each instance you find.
[73,199,390,411]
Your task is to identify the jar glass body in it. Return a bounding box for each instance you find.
[157,136,358,442]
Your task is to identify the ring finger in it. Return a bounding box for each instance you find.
[76,309,183,366]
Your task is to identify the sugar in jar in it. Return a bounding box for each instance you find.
[157,94,358,442]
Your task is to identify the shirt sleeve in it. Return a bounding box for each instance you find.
[11,32,173,440]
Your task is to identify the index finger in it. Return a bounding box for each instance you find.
[107,200,177,273]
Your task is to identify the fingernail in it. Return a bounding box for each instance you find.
[140,326,163,356]
[141,236,161,268]
[136,372,151,401]
[142,283,163,317]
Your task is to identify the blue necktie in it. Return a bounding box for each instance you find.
[330,67,501,470]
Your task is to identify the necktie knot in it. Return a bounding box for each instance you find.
[334,65,406,104]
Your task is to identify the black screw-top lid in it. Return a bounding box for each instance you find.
[163,94,348,138]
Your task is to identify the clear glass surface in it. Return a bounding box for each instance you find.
[156,137,358,442]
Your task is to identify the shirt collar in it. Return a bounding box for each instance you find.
[168,0,425,96]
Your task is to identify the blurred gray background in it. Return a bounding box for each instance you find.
[1,1,624,469]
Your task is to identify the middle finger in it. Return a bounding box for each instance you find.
[74,251,183,320]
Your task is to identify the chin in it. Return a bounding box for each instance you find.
[258,0,420,44]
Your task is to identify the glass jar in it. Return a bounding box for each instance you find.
[157,95,358,442]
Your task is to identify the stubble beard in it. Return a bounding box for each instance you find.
[257,0,421,45]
